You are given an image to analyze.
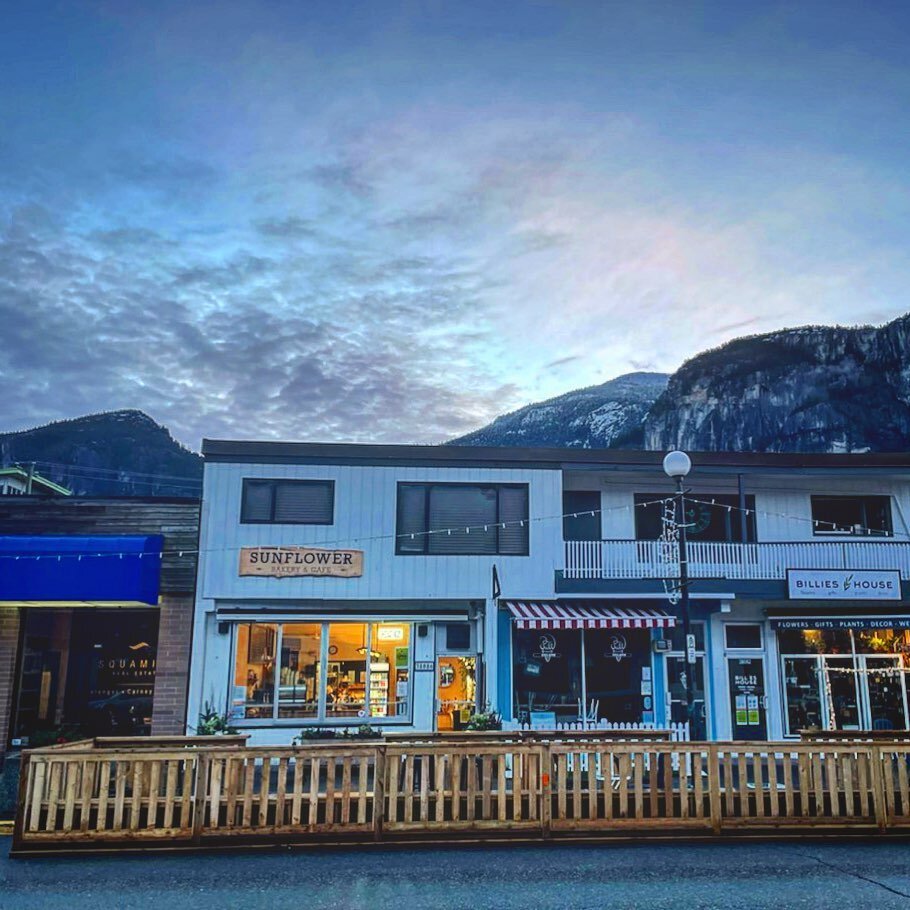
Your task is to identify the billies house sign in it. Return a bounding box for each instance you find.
[240,547,364,578]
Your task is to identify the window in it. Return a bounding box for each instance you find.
[396,483,529,555]
[635,493,756,542]
[725,624,762,650]
[277,624,321,718]
[810,495,892,536]
[231,621,412,723]
[563,491,601,541]
[444,622,472,651]
[512,627,652,724]
[240,479,334,524]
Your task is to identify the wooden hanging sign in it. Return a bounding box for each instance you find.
[239,547,363,578]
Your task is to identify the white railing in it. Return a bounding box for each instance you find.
[564,539,910,580]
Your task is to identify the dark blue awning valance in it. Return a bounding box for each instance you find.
[0,536,163,604]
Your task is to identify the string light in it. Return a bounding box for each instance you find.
[1,491,905,561]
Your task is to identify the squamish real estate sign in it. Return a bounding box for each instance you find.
[239,547,364,578]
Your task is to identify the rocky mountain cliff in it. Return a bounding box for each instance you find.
[450,372,669,448]
[0,410,202,496]
[643,315,910,453]
[455,314,910,453]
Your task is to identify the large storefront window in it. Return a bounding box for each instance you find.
[13,608,159,744]
[278,624,321,719]
[512,627,651,723]
[232,621,412,724]
[778,627,910,734]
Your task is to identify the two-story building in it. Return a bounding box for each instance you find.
[187,441,910,743]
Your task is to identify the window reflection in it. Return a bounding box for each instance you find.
[370,623,410,717]
[277,624,321,718]
[233,623,277,719]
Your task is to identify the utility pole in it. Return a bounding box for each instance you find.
[663,451,701,740]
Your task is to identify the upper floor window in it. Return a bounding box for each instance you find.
[241,479,334,524]
[563,491,601,541]
[634,493,757,542]
[810,495,892,537]
[396,483,529,555]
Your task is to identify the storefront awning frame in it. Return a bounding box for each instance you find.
[503,600,676,630]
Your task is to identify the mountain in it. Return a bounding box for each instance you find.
[0,410,202,496]
[450,372,669,448]
[454,314,910,454]
[643,314,910,453]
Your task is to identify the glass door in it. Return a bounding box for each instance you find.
[862,656,909,731]
[665,656,707,733]
[727,656,767,740]
[436,657,476,731]
[823,657,862,730]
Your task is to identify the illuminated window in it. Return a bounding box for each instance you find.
[231,621,413,724]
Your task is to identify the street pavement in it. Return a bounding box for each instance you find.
[3,837,910,909]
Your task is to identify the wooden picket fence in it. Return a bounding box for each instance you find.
[12,734,910,853]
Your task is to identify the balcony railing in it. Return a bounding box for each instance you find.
[564,539,910,581]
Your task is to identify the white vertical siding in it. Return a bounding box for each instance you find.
[200,462,563,601]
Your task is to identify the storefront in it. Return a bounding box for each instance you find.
[206,605,481,738]
[772,616,910,734]
[0,501,200,753]
[504,601,676,725]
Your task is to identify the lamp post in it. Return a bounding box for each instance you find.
[663,450,701,740]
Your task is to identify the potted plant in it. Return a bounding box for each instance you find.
[294,724,380,744]
[465,709,502,732]
[195,701,240,736]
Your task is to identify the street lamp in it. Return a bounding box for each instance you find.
[663,451,701,739]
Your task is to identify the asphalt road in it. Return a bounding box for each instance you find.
[3,837,910,909]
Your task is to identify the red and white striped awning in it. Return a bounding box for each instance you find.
[503,600,676,630]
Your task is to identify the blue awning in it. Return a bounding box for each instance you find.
[0,536,163,604]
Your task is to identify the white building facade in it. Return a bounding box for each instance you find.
[187,442,910,744]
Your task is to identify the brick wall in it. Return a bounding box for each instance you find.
[0,608,21,754]
[151,595,193,736]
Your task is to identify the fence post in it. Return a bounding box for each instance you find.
[192,753,211,845]
[870,746,889,834]
[707,746,722,835]
[11,750,33,852]
[540,743,552,840]
[373,745,386,842]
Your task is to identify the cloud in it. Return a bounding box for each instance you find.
[3,3,910,450]
[543,355,582,370]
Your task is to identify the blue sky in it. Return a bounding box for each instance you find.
[2,1,909,447]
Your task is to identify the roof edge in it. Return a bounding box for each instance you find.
[201,438,910,470]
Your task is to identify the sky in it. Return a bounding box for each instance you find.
[2,1,909,449]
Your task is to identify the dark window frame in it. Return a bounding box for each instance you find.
[810,494,893,537]
[395,482,530,556]
[240,478,335,525]
[633,493,757,543]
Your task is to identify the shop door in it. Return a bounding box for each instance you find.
[823,657,861,730]
[862,656,909,731]
[665,655,707,734]
[727,656,767,740]
[436,656,476,732]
